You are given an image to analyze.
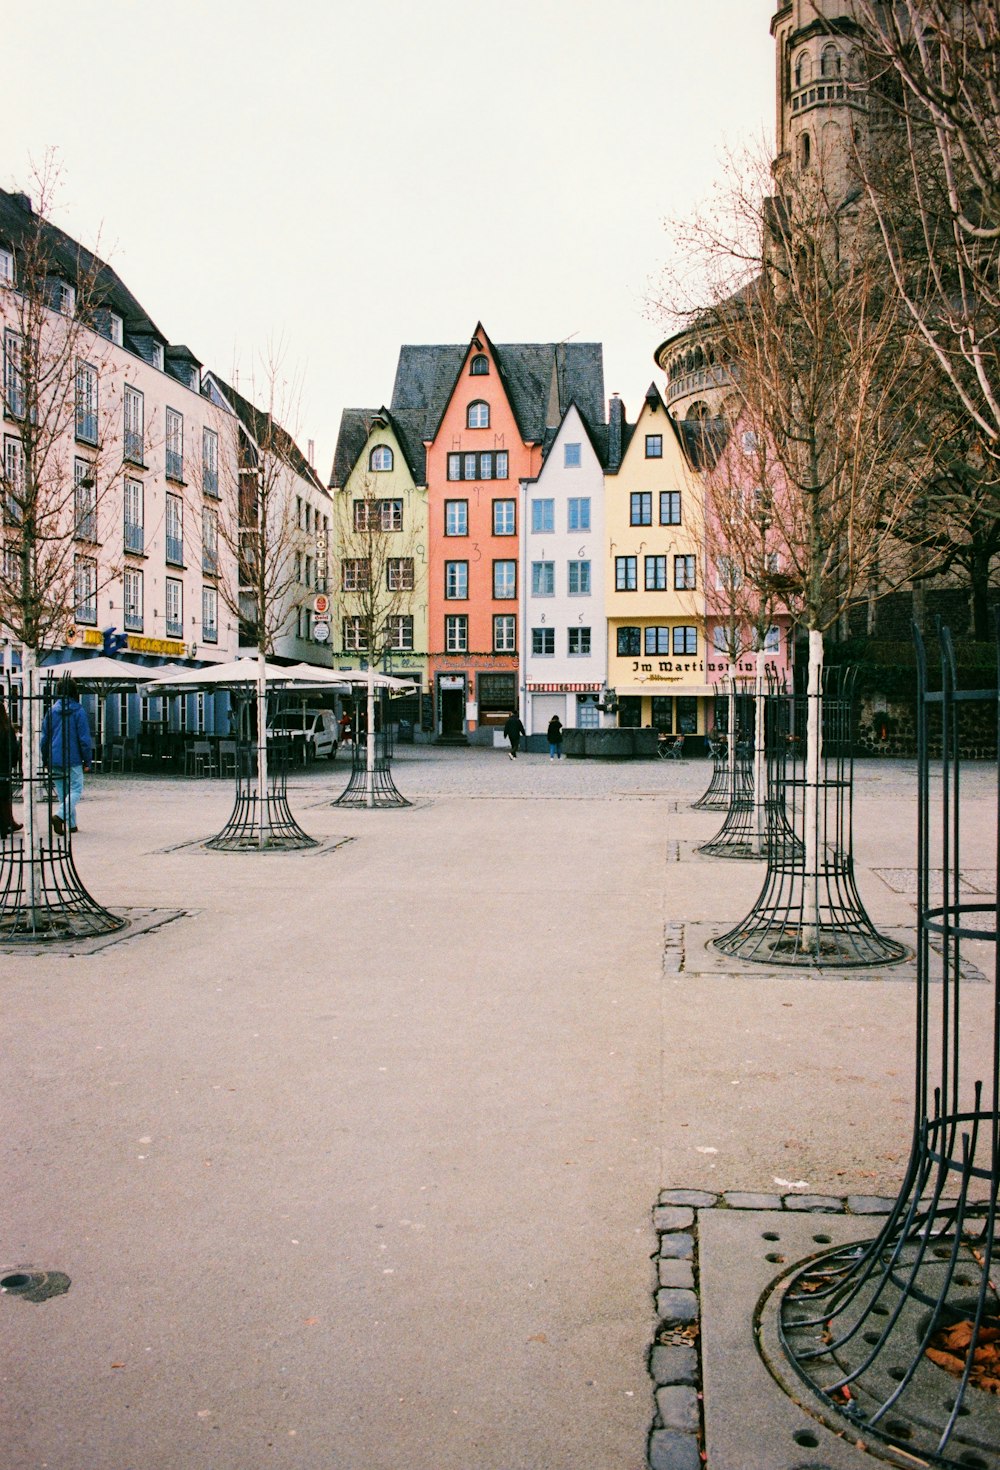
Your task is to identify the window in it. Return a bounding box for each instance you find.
[754,624,781,654]
[342,558,369,591]
[673,625,697,655]
[370,445,393,471]
[387,557,414,591]
[74,556,97,624]
[615,556,637,591]
[674,554,697,590]
[645,555,667,591]
[202,427,219,497]
[124,477,143,554]
[51,279,76,316]
[630,492,652,526]
[75,360,98,444]
[165,408,184,481]
[493,499,515,535]
[445,561,468,599]
[645,434,663,459]
[0,249,13,284]
[660,491,681,525]
[202,585,218,643]
[4,330,24,419]
[202,506,219,574]
[712,626,731,654]
[577,693,599,729]
[493,560,516,600]
[94,308,123,345]
[4,435,24,524]
[470,354,489,375]
[445,499,468,535]
[567,559,590,595]
[821,44,840,77]
[531,499,554,533]
[446,450,508,481]
[568,627,591,656]
[532,627,555,656]
[124,567,143,632]
[644,627,670,655]
[493,614,516,652]
[342,616,367,651]
[165,578,183,638]
[567,497,590,532]
[564,441,581,468]
[166,494,184,566]
[386,614,414,651]
[716,556,743,591]
[379,498,403,531]
[531,561,554,596]
[124,385,144,464]
[74,459,97,541]
[617,625,641,656]
[467,400,489,429]
[445,614,468,652]
[353,498,376,531]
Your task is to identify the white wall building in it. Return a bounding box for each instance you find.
[521,404,611,734]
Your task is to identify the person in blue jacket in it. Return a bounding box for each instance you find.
[40,677,93,836]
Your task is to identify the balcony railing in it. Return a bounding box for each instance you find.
[124,521,144,555]
[124,611,143,633]
[124,432,144,465]
[74,513,98,543]
[166,449,184,482]
[166,535,184,566]
[166,615,183,639]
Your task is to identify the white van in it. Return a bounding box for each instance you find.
[266,708,338,760]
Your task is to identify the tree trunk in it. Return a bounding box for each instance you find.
[803,628,824,949]
[256,648,270,850]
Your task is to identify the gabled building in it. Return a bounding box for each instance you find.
[328,405,428,701]
[605,384,710,737]
[388,324,605,743]
[521,400,616,734]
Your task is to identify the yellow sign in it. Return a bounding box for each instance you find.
[127,635,186,657]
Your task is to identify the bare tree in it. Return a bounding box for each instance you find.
[333,455,418,806]
[0,160,130,906]
[848,0,1000,449]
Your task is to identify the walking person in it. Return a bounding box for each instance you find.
[503,710,526,760]
[546,714,564,761]
[40,677,92,837]
[0,692,23,838]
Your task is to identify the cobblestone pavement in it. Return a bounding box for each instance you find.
[1,746,995,1469]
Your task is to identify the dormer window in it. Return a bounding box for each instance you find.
[369,445,393,472]
[470,354,489,376]
[467,400,490,429]
[49,278,76,316]
[152,342,164,371]
[0,249,13,285]
[94,309,124,345]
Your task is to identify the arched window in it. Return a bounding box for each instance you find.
[467,400,490,429]
[799,130,812,169]
[369,445,393,472]
[821,45,840,78]
[470,354,489,376]
[794,50,810,88]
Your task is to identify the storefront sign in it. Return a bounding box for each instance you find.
[126,634,187,657]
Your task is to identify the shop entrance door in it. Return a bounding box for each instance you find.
[441,688,464,736]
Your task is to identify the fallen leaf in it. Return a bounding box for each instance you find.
[527,1333,548,1344]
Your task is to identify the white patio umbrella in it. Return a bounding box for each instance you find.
[141,658,293,691]
[39,655,173,688]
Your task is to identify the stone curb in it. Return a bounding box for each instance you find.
[645,1188,896,1469]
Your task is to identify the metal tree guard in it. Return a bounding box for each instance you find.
[206,693,318,852]
[714,662,906,966]
[334,688,410,809]
[699,667,802,861]
[773,624,1000,1466]
[0,674,125,941]
[691,686,743,811]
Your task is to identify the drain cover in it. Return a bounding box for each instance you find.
[1,1270,71,1302]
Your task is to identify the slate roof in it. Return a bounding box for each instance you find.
[329,406,427,489]
[389,331,606,448]
[0,187,169,351]
[208,372,325,492]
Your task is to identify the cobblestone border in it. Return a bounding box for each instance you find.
[646,1188,896,1470]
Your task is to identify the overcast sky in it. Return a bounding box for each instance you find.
[7,1,775,479]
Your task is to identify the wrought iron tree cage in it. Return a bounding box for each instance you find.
[206,692,317,852]
[714,662,906,966]
[0,674,125,941]
[334,688,410,809]
[772,624,1000,1467]
[691,685,747,811]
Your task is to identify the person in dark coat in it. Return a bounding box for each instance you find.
[0,692,22,837]
[40,677,93,836]
[547,715,564,761]
[503,711,526,759]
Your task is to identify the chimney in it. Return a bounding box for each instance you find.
[11,192,33,215]
[608,393,624,471]
[307,438,315,467]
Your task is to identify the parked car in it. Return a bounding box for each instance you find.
[266,708,338,760]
